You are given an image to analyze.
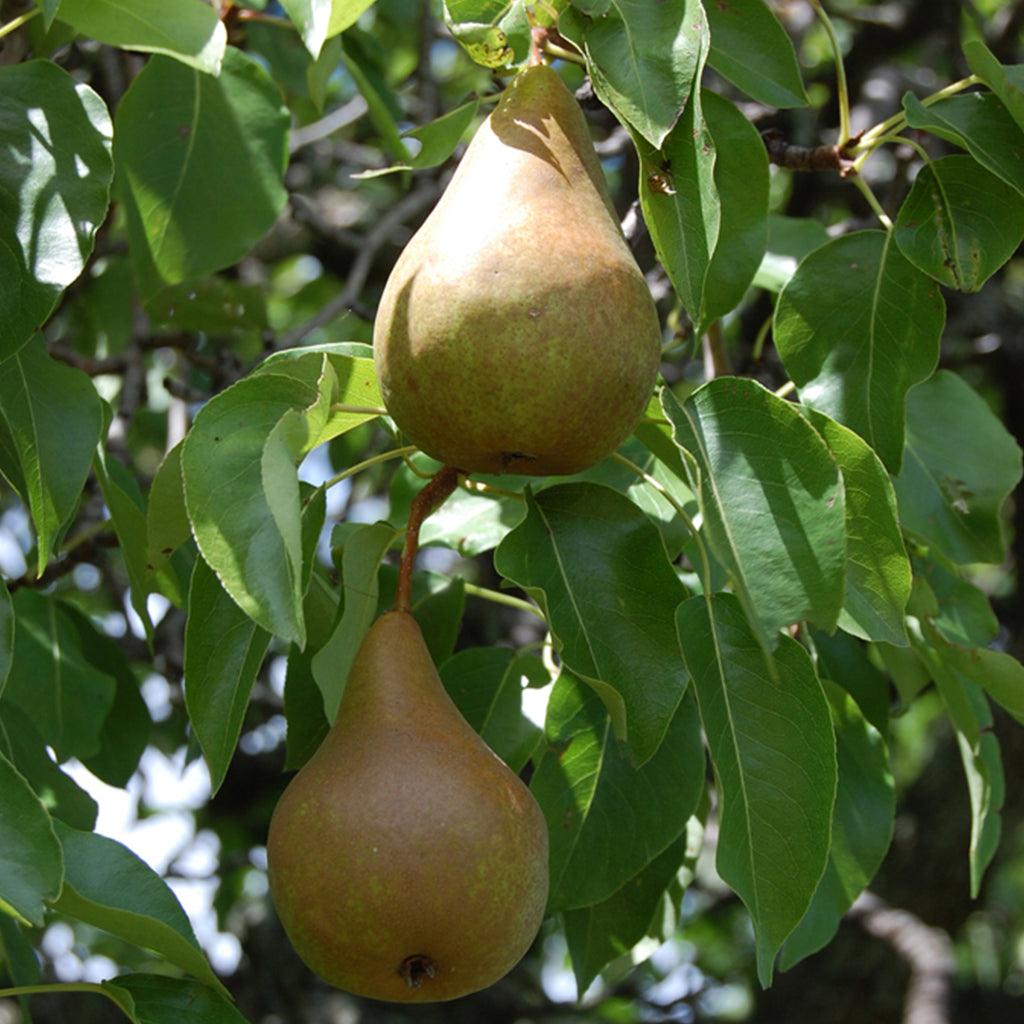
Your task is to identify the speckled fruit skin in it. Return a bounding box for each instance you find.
[373,63,661,476]
[266,612,549,1003]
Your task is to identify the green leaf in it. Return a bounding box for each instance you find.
[55,0,226,73]
[753,214,830,293]
[0,913,40,1014]
[107,974,248,1024]
[327,0,378,36]
[115,48,289,295]
[53,822,226,994]
[0,582,11,693]
[565,828,694,994]
[943,643,1024,731]
[893,370,1022,565]
[412,577,465,666]
[779,683,894,970]
[417,486,524,556]
[181,361,330,645]
[963,40,1024,133]
[495,483,689,764]
[774,230,944,471]
[705,0,808,108]
[283,642,330,772]
[281,0,333,57]
[0,752,63,927]
[813,631,891,737]
[0,336,104,572]
[559,0,707,148]
[699,91,769,332]
[530,676,704,910]
[355,100,480,177]
[312,522,399,721]
[307,35,341,111]
[60,603,152,788]
[443,1,532,68]
[184,557,272,794]
[902,91,1024,197]
[0,61,113,361]
[340,38,409,165]
[146,277,269,335]
[147,441,189,582]
[894,155,1024,292]
[439,648,543,772]
[677,592,836,986]
[805,410,910,646]
[912,554,997,649]
[5,592,116,761]
[662,378,846,644]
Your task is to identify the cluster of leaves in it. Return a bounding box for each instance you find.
[1,0,1023,1019]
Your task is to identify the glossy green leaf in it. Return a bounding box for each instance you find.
[963,40,1024,133]
[806,410,910,645]
[115,48,289,295]
[943,643,1024,731]
[753,214,830,293]
[560,0,707,148]
[107,974,248,1024]
[184,556,272,794]
[53,822,226,994]
[0,61,113,361]
[281,0,333,57]
[894,155,1024,292]
[0,336,104,572]
[439,647,543,772]
[312,522,399,720]
[495,483,689,764]
[774,230,944,471]
[0,753,63,927]
[912,554,998,648]
[531,676,704,910]
[55,0,226,73]
[780,683,894,969]
[902,91,1024,196]
[705,0,807,107]
[4,592,116,761]
[663,379,846,645]
[418,486,524,556]
[893,370,1022,565]
[677,593,836,985]
[356,100,480,177]
[328,0,378,36]
[147,442,189,580]
[0,582,11,694]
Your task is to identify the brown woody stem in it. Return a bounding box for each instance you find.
[395,466,460,613]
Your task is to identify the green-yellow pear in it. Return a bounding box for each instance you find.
[373,63,661,475]
[266,611,549,1002]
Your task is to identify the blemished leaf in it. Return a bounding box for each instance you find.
[442,1,531,68]
[4,591,116,762]
[565,829,692,993]
[894,155,1024,292]
[181,358,329,645]
[54,0,226,73]
[105,974,249,1024]
[662,379,846,645]
[0,336,104,572]
[115,48,289,295]
[0,61,113,361]
[495,483,689,764]
[559,0,707,148]
[312,522,399,721]
[281,0,333,58]
[52,822,226,995]
[530,676,704,910]
[184,557,272,794]
[705,0,808,108]
[963,39,1024,133]
[356,100,480,177]
[780,683,894,970]
[0,581,11,693]
[912,553,998,649]
[147,441,189,580]
[636,80,718,327]
[61,603,152,788]
[678,593,836,986]
[774,230,944,471]
[902,91,1024,196]
[699,90,770,332]
[328,0,378,36]
[893,370,1022,565]
[806,410,910,646]
[0,752,63,927]
[439,647,543,772]
[753,214,830,293]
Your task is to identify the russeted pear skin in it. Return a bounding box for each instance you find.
[373,63,661,475]
[266,612,549,1003]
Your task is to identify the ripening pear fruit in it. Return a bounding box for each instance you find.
[266,612,549,1002]
[373,63,661,475]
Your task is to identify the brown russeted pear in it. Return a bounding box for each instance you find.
[373,63,661,476]
[266,611,549,1003]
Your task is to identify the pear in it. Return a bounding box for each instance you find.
[267,611,549,1002]
[373,63,661,475]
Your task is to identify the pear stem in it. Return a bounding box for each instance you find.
[396,466,460,613]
